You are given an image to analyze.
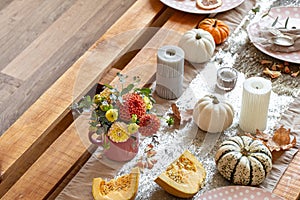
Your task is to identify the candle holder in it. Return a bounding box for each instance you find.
[216,67,238,91]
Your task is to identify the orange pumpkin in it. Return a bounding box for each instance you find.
[198,18,230,45]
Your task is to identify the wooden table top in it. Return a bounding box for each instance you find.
[0,0,299,199]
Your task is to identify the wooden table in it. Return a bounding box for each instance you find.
[0,0,299,199]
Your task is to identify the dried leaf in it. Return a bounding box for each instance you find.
[260,59,273,65]
[171,103,193,123]
[263,67,281,78]
[272,126,292,146]
[291,71,299,77]
[255,129,272,141]
[171,103,181,121]
[248,125,297,152]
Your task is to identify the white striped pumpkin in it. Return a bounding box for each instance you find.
[215,136,272,186]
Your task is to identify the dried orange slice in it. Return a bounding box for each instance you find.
[196,0,222,10]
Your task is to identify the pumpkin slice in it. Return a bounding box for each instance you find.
[155,150,206,198]
[196,0,222,10]
[92,167,140,200]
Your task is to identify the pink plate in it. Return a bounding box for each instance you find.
[247,7,300,64]
[160,0,245,14]
[197,186,284,200]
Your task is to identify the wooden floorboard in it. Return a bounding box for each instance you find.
[0,0,136,135]
[0,0,13,11]
[0,0,76,70]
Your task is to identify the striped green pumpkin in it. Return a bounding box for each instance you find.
[215,136,272,186]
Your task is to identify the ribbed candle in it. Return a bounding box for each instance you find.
[156,45,184,99]
[239,77,272,133]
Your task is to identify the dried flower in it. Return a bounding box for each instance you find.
[284,66,291,74]
[139,114,160,136]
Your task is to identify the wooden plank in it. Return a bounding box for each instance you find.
[1,8,207,200]
[2,0,111,80]
[274,151,300,200]
[0,0,43,40]
[0,0,136,135]
[3,6,206,199]
[1,118,90,200]
[0,0,165,198]
[0,0,76,71]
[0,0,13,11]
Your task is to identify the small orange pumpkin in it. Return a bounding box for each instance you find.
[198,18,230,45]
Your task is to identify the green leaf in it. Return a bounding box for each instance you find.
[261,8,270,18]
[284,17,289,29]
[104,84,113,89]
[251,6,260,14]
[96,128,103,135]
[272,16,278,27]
[102,140,110,149]
[121,83,134,95]
[135,88,151,96]
[118,96,123,104]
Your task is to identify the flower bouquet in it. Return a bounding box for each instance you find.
[86,73,161,161]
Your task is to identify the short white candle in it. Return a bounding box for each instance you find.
[239,77,272,133]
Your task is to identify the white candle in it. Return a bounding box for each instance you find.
[239,77,272,133]
[156,45,184,99]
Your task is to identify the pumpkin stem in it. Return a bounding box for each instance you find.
[195,33,202,40]
[241,147,250,156]
[213,19,218,28]
[211,96,219,104]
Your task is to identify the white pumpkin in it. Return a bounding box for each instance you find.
[178,29,215,63]
[193,95,234,133]
[215,136,272,186]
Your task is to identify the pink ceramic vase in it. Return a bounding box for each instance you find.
[88,131,139,162]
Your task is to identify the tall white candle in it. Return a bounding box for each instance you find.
[239,77,272,133]
[156,45,185,99]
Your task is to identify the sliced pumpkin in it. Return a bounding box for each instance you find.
[196,0,222,10]
[92,167,140,200]
[155,150,206,198]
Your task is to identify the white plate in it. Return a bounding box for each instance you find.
[247,7,300,64]
[160,0,245,14]
[197,186,284,200]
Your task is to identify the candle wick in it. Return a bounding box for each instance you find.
[256,86,259,89]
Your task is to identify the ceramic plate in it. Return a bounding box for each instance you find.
[160,0,245,14]
[197,186,284,200]
[247,7,300,64]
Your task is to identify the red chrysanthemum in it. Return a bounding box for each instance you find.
[138,114,160,136]
[118,93,146,122]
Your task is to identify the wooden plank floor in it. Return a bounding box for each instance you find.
[0,0,136,136]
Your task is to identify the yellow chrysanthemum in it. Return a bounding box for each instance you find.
[127,123,139,134]
[105,109,118,122]
[107,122,130,142]
[143,96,153,110]
[100,88,112,103]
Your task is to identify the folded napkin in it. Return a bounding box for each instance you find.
[254,23,300,53]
